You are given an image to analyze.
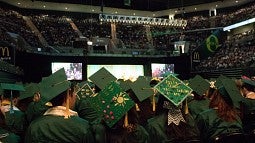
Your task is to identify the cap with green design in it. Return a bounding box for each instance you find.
[19,83,39,100]
[89,81,135,128]
[89,67,117,90]
[154,74,192,106]
[129,76,154,102]
[39,68,70,103]
[218,78,244,108]
[189,75,210,96]
[76,81,95,99]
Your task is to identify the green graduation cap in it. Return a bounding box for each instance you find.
[129,76,154,102]
[89,81,135,128]
[76,81,95,99]
[242,79,255,87]
[215,75,228,88]
[39,68,70,103]
[19,83,39,100]
[219,78,245,108]
[117,79,132,92]
[0,83,25,91]
[89,67,117,90]
[154,74,192,106]
[162,72,179,78]
[189,75,210,96]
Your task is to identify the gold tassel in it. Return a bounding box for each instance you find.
[124,113,129,127]
[135,103,140,111]
[184,98,189,115]
[152,95,156,112]
[152,89,156,112]
[64,89,71,119]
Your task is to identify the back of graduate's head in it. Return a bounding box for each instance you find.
[50,81,77,108]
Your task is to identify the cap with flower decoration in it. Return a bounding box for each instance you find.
[89,81,135,128]
[154,74,192,106]
[89,67,117,90]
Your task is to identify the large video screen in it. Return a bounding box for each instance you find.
[87,65,144,81]
[151,63,174,78]
[51,62,82,80]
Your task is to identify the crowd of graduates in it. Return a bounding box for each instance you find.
[0,67,254,143]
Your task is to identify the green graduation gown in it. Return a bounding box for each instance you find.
[240,98,255,133]
[0,128,20,143]
[25,106,95,143]
[188,98,210,119]
[196,108,243,143]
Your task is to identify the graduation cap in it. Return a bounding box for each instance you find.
[89,81,135,128]
[38,68,70,103]
[242,79,255,87]
[219,78,244,108]
[154,74,192,106]
[117,79,132,92]
[89,67,117,90]
[19,83,39,100]
[162,72,179,78]
[76,81,95,99]
[189,75,210,96]
[215,75,228,88]
[129,76,154,102]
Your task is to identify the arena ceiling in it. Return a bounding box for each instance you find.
[40,0,222,11]
[1,0,253,17]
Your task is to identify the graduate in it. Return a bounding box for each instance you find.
[187,75,211,119]
[87,67,149,143]
[195,78,243,143]
[146,74,200,143]
[18,83,50,124]
[238,78,255,134]
[0,84,23,143]
[25,68,95,143]
[0,83,26,141]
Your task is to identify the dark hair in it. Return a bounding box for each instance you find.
[242,82,255,92]
[50,82,76,106]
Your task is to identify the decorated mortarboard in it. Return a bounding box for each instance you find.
[19,83,39,100]
[242,79,255,87]
[219,78,244,108]
[189,75,210,96]
[39,68,70,103]
[129,76,154,102]
[154,74,192,106]
[89,81,135,128]
[117,79,132,92]
[76,81,95,99]
[89,67,117,90]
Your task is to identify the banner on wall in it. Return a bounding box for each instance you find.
[191,29,225,64]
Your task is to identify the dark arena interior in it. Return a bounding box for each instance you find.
[0,0,255,143]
